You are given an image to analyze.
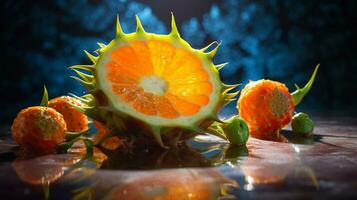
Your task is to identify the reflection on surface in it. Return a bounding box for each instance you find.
[12,154,81,185]
[224,144,249,159]
[250,131,289,143]
[2,117,357,199]
[99,143,212,170]
[9,139,239,199]
[281,130,323,145]
[6,134,323,199]
[240,138,295,185]
[100,169,237,200]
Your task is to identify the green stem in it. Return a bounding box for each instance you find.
[57,137,81,153]
[291,64,319,106]
[206,126,227,140]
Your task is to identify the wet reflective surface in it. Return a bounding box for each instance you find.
[1,116,357,199]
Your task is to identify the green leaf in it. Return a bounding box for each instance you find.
[65,129,89,141]
[40,85,49,106]
[292,64,319,106]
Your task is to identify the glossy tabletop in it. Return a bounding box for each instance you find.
[0,116,357,200]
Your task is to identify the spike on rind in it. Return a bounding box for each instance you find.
[222,98,236,107]
[225,91,240,100]
[97,42,106,49]
[170,12,180,38]
[291,64,319,106]
[69,65,94,72]
[71,69,94,82]
[66,100,94,116]
[205,41,221,58]
[135,15,145,33]
[68,93,92,104]
[222,83,240,93]
[201,41,219,52]
[84,50,98,64]
[70,76,95,89]
[116,15,124,37]
[216,63,228,71]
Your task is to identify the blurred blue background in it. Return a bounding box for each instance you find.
[1,0,356,124]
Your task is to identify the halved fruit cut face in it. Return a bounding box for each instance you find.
[96,36,222,127]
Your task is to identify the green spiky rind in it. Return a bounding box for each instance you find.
[291,64,319,106]
[70,14,240,147]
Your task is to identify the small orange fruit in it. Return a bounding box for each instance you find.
[237,80,294,139]
[48,96,88,132]
[11,106,67,154]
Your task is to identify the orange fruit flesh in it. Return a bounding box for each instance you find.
[106,40,212,119]
[237,80,294,139]
[48,96,88,132]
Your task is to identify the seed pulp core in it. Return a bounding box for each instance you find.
[139,75,168,96]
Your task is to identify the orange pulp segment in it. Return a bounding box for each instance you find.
[106,40,212,119]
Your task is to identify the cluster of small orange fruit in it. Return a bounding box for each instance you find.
[11,91,103,154]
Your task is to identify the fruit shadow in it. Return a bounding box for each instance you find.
[280,130,323,145]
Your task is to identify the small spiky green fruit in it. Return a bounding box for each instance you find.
[69,14,239,147]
